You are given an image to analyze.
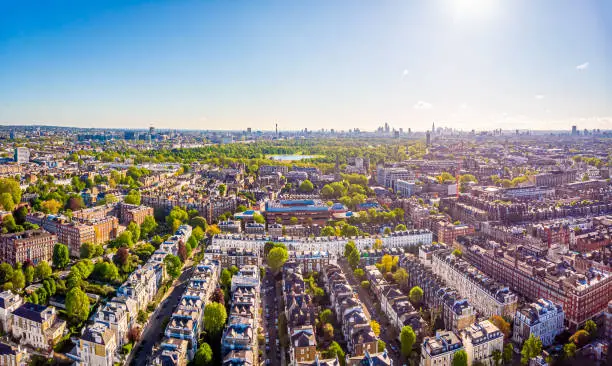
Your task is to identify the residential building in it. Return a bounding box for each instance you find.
[460,320,503,366]
[462,243,611,329]
[431,250,518,319]
[11,302,66,350]
[14,147,29,164]
[0,229,57,266]
[436,222,475,244]
[0,342,26,366]
[513,299,564,347]
[219,220,242,233]
[94,301,130,346]
[420,331,463,366]
[117,203,154,225]
[73,323,117,366]
[0,291,22,334]
[346,350,392,366]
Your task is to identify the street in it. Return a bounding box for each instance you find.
[338,259,401,365]
[127,264,195,365]
[261,270,282,366]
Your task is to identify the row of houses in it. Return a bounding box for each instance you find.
[152,258,220,365]
[212,229,433,256]
[67,225,194,366]
[364,265,424,335]
[322,264,392,365]
[220,265,261,366]
[420,320,504,366]
[281,262,338,366]
[399,245,477,333]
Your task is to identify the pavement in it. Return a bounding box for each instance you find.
[126,263,196,365]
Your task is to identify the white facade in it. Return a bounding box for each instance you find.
[513,299,564,347]
[461,320,503,366]
[0,291,22,334]
[432,251,518,319]
[213,230,432,256]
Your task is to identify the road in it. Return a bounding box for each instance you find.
[338,259,401,364]
[127,264,195,365]
[261,271,282,366]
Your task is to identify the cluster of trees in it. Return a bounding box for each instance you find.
[265,242,288,273]
[346,208,405,227]
[344,241,361,270]
[0,262,27,291]
[561,320,597,361]
[0,178,22,212]
[321,221,362,238]
[124,189,141,205]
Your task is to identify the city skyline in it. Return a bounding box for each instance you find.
[1,0,611,131]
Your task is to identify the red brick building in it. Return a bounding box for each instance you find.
[436,222,475,244]
[118,203,154,225]
[0,229,57,265]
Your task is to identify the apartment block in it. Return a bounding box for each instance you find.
[460,320,503,366]
[462,243,610,329]
[0,229,56,266]
[0,342,26,366]
[420,331,463,366]
[513,299,564,347]
[432,250,518,319]
[72,323,117,366]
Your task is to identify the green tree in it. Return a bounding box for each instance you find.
[190,216,208,231]
[492,350,502,366]
[353,268,365,280]
[252,212,265,224]
[319,309,333,325]
[323,341,345,366]
[267,247,288,273]
[289,216,298,225]
[140,216,158,239]
[92,262,120,282]
[563,342,576,358]
[348,249,360,269]
[321,226,336,237]
[0,192,15,211]
[452,248,462,257]
[360,280,370,289]
[35,261,52,280]
[395,224,407,231]
[503,344,513,364]
[452,349,468,366]
[166,206,188,232]
[66,286,90,324]
[0,263,14,284]
[203,302,227,338]
[400,325,416,357]
[0,178,22,207]
[11,269,25,290]
[584,319,597,338]
[53,243,70,269]
[371,320,381,337]
[124,189,141,205]
[409,286,424,306]
[41,199,62,214]
[218,184,226,196]
[164,254,182,280]
[392,268,409,288]
[521,334,543,364]
[194,342,213,366]
[569,330,589,347]
[80,242,98,259]
[298,179,314,193]
[127,221,141,242]
[24,265,35,284]
[115,231,134,248]
[220,269,232,289]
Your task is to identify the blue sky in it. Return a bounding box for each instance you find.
[1,0,611,131]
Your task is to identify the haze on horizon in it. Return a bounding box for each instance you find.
[1,0,611,132]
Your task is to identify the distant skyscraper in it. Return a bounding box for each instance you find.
[571,125,577,135]
[432,122,435,134]
[426,131,431,147]
[14,147,29,164]
[247,127,252,134]
[384,122,390,133]
[275,123,278,137]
